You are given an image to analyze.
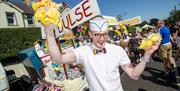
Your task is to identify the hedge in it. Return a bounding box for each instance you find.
[0,27,41,61]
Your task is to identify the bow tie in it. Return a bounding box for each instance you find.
[93,48,106,55]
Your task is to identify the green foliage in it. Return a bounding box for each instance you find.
[0,27,41,60]
[138,21,149,27]
[165,8,180,25]
[127,26,136,33]
[168,9,180,21]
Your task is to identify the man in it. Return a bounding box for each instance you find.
[175,32,180,61]
[157,20,176,75]
[45,18,160,91]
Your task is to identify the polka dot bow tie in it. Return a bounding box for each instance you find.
[93,48,106,55]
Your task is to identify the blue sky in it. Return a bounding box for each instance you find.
[14,0,180,22]
[54,0,180,22]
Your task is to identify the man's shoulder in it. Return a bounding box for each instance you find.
[160,26,170,33]
[161,26,169,30]
[74,44,90,51]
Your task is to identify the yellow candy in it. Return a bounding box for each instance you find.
[46,8,60,21]
[41,17,52,25]
[32,0,61,26]
[139,40,146,49]
[148,33,161,43]
[139,39,153,50]
[34,8,46,21]
[139,33,161,50]
[32,2,46,11]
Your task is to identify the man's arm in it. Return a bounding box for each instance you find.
[121,41,160,80]
[44,24,76,64]
[170,35,174,43]
[121,56,148,80]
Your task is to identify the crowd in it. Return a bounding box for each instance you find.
[114,20,180,77]
[75,19,180,79]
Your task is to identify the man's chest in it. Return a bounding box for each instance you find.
[83,54,120,73]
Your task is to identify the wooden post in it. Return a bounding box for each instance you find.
[55,30,68,80]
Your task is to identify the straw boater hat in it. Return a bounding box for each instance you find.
[89,18,108,32]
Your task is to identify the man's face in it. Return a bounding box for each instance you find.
[157,22,161,28]
[88,31,109,49]
[157,21,164,28]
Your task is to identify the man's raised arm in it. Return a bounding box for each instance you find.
[44,24,76,64]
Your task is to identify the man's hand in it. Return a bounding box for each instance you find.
[144,40,161,57]
[44,23,55,37]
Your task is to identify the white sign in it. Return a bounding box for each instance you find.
[40,24,65,39]
[41,0,101,39]
[59,0,100,30]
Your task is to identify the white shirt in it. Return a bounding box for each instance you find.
[73,43,130,91]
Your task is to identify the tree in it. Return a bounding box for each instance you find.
[117,12,127,21]
[167,9,180,22]
[127,26,136,33]
[117,15,122,21]
[138,21,148,27]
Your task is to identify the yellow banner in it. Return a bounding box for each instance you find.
[119,16,141,26]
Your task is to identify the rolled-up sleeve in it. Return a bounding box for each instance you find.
[73,48,84,65]
[118,47,131,65]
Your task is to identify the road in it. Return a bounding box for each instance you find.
[121,49,180,91]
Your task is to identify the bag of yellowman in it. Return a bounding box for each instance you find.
[139,33,161,50]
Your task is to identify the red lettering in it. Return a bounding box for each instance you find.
[61,15,70,29]
[75,7,83,22]
[68,14,76,26]
[82,0,92,17]
[58,25,63,33]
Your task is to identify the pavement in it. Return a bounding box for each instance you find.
[1,47,180,91]
[121,49,180,91]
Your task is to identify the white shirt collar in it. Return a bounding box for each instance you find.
[90,43,106,50]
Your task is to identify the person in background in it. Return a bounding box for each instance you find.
[44,17,160,91]
[128,32,141,65]
[170,24,178,49]
[136,31,142,39]
[156,20,176,76]
[120,29,130,53]
[175,32,180,61]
